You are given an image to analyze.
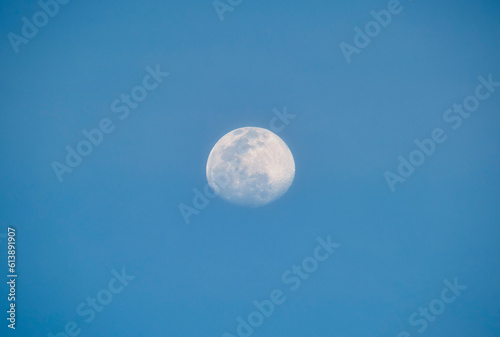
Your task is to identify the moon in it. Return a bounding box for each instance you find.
[206,127,295,207]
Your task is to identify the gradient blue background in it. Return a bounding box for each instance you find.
[1,0,500,336]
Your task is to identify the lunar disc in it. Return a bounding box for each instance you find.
[206,127,295,207]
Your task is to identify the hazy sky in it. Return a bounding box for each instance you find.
[0,0,499,336]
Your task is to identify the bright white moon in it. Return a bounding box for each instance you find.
[206,127,295,207]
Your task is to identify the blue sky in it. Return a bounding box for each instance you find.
[0,0,500,336]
